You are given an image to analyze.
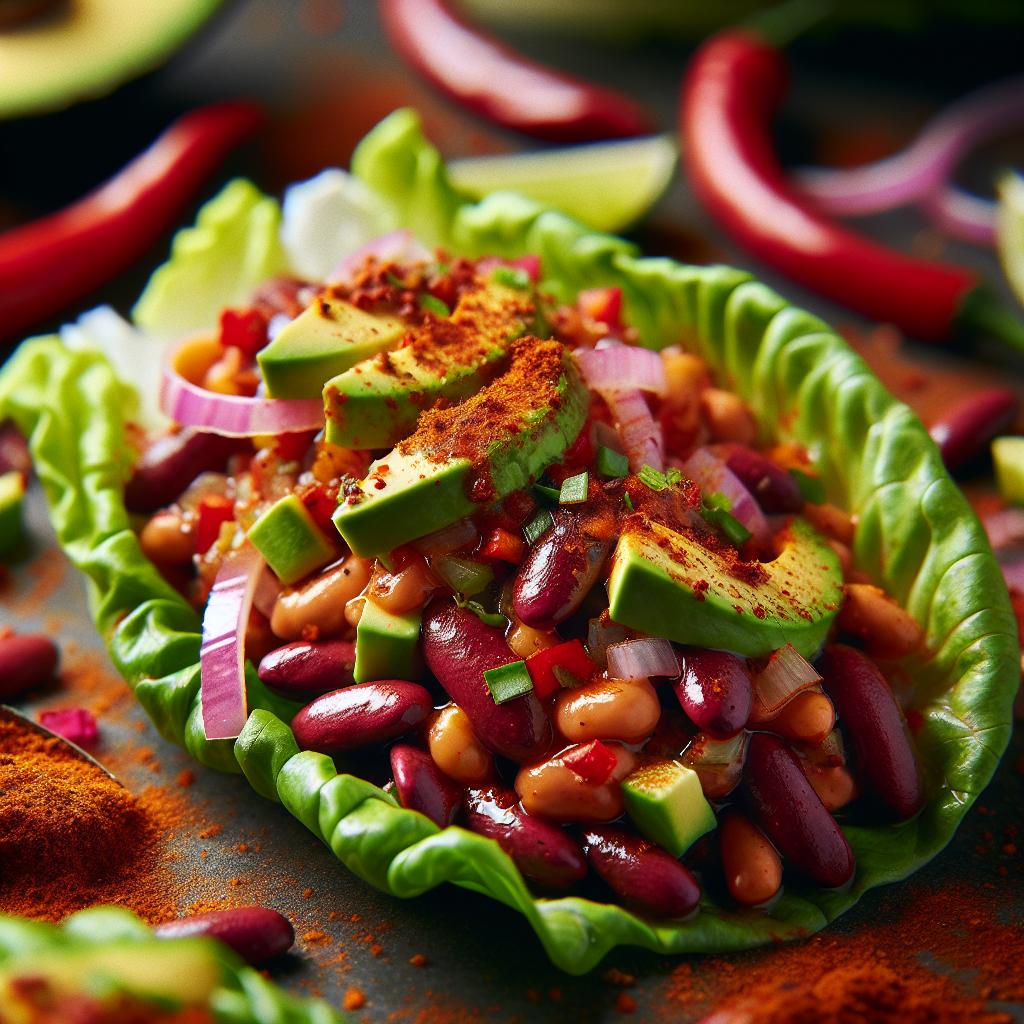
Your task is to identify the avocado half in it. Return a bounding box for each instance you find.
[0,0,223,120]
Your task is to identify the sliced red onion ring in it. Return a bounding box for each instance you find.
[606,637,679,681]
[604,388,664,472]
[476,254,542,282]
[251,563,281,621]
[753,643,822,715]
[201,546,265,741]
[923,186,997,246]
[575,345,668,397]
[680,447,769,542]
[329,229,432,284]
[982,506,1024,550]
[413,517,478,557]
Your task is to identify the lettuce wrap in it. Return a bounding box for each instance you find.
[0,110,1017,974]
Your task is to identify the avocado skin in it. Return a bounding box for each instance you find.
[607,517,842,659]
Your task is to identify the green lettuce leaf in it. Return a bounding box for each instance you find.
[0,108,1016,974]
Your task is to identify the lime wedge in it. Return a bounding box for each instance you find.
[449,135,677,233]
[996,171,1024,309]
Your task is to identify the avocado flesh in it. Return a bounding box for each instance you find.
[333,342,587,558]
[607,517,842,659]
[248,493,336,585]
[622,759,716,857]
[0,471,25,559]
[354,599,423,682]
[323,282,533,449]
[257,295,406,399]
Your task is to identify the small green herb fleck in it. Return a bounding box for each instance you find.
[702,502,752,546]
[523,509,554,545]
[436,556,493,597]
[597,446,629,479]
[418,294,451,317]
[704,491,733,512]
[638,464,668,491]
[532,483,561,505]
[491,266,531,290]
[623,492,635,512]
[467,601,510,628]
[790,468,825,504]
[484,661,534,704]
[386,271,406,289]
[559,471,589,505]
[666,467,684,485]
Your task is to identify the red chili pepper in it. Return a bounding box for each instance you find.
[479,527,526,564]
[526,639,596,700]
[379,0,652,143]
[680,31,1024,351]
[0,101,263,344]
[194,496,235,556]
[562,739,618,785]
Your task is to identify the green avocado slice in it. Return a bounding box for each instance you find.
[247,494,336,585]
[622,759,716,857]
[322,281,533,449]
[333,338,587,558]
[354,599,423,682]
[607,517,842,658]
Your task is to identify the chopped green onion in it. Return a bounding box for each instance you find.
[704,491,733,512]
[418,294,451,317]
[467,601,510,628]
[523,509,554,545]
[484,660,534,704]
[559,471,589,505]
[789,468,825,504]
[491,266,531,290]
[666,467,684,485]
[702,505,752,546]
[386,271,406,288]
[532,483,561,505]
[638,464,667,490]
[597,446,629,479]
[435,556,494,597]
[623,492,635,512]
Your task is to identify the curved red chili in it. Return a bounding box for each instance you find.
[379,0,652,143]
[681,30,1024,351]
[0,101,263,344]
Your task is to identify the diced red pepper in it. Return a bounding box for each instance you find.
[194,495,235,555]
[274,429,317,464]
[578,287,622,330]
[218,307,268,356]
[562,740,618,785]
[480,527,526,564]
[509,255,541,281]
[526,638,596,700]
[299,481,340,537]
[562,422,594,469]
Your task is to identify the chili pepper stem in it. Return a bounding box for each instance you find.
[958,288,1024,353]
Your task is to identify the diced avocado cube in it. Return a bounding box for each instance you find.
[607,517,842,659]
[354,599,422,682]
[0,471,25,560]
[622,759,716,857]
[248,494,336,585]
[257,295,406,399]
[993,436,1024,505]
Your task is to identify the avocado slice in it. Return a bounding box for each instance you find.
[333,338,587,558]
[622,759,716,857]
[354,599,423,682]
[322,281,533,449]
[0,471,25,560]
[257,295,406,399]
[248,494,336,585]
[607,517,842,659]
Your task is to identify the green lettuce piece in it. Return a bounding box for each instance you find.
[0,908,343,1023]
[0,109,1017,974]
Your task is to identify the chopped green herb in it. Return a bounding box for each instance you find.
[638,464,668,490]
[704,491,733,512]
[559,471,589,504]
[702,504,752,546]
[418,294,451,317]
[532,483,561,505]
[467,601,510,628]
[666,467,684,485]
[435,556,494,597]
[491,266,531,290]
[789,468,825,504]
[597,446,629,479]
[523,509,554,545]
[623,492,635,512]
[484,660,534,704]
[386,271,406,289]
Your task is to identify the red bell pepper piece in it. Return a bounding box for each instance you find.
[562,740,618,785]
[0,101,262,344]
[526,639,596,700]
[379,0,652,143]
[195,495,235,555]
[274,429,318,465]
[680,31,1024,351]
[578,287,623,331]
[219,307,269,357]
[480,527,526,564]
[299,480,341,537]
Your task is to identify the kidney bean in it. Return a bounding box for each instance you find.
[745,733,855,888]
[390,744,461,828]
[802,763,858,812]
[719,810,782,907]
[0,634,59,699]
[700,388,757,446]
[422,600,551,763]
[554,677,660,745]
[270,555,372,641]
[675,649,753,739]
[258,639,356,701]
[428,704,493,784]
[139,509,194,565]
[929,386,1019,473]
[819,644,923,820]
[515,742,636,822]
[124,428,244,513]
[837,583,923,659]
[155,907,294,964]
[719,444,803,513]
[291,681,433,755]
[512,511,610,628]
[0,422,30,477]
[802,501,855,545]
[464,786,586,890]
[582,826,700,919]
[769,690,835,747]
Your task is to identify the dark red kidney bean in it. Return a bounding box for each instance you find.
[719,443,803,513]
[675,649,753,739]
[154,907,294,964]
[124,428,245,513]
[464,786,586,890]
[0,422,30,477]
[422,600,551,763]
[291,681,433,755]
[582,826,700,919]
[258,640,356,701]
[0,634,59,699]
[390,744,461,828]
[745,733,854,888]
[929,387,1019,474]
[819,644,923,821]
[512,511,610,628]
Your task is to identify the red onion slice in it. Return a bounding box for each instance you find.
[606,637,679,680]
[575,345,668,397]
[329,230,431,284]
[752,643,822,715]
[680,447,769,542]
[685,730,747,767]
[201,546,265,741]
[413,517,479,557]
[604,388,664,472]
